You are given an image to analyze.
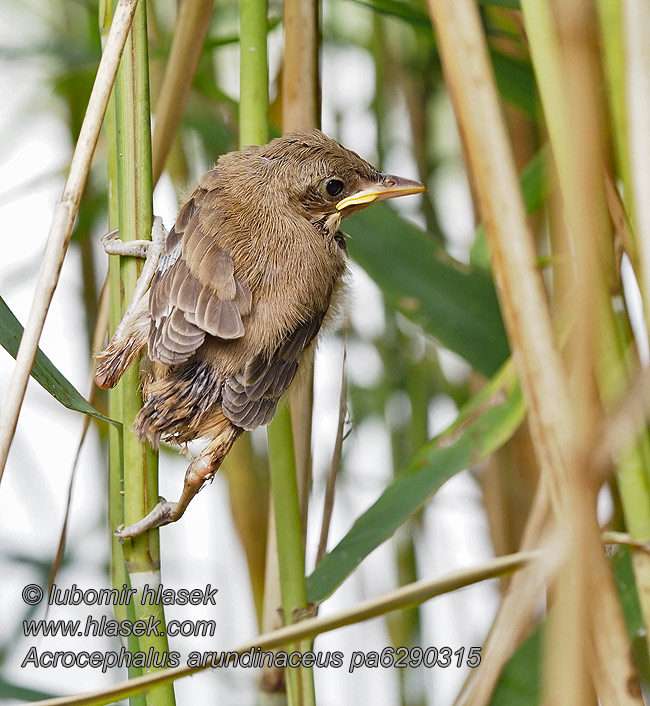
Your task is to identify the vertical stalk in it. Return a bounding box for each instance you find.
[282,0,319,130]
[239,0,316,703]
[99,1,144,699]
[239,2,287,694]
[267,409,314,705]
[110,2,175,704]
[281,1,319,703]
[521,0,650,658]
[282,0,320,540]
[240,0,269,147]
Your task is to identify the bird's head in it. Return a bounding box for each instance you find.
[222,130,427,232]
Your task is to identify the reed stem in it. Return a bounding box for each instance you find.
[109,1,175,703]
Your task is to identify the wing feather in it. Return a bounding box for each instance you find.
[146,181,250,365]
[221,313,324,430]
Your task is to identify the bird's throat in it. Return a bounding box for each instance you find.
[312,211,343,242]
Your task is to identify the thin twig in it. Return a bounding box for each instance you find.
[47,277,111,606]
[0,0,139,483]
[316,343,347,565]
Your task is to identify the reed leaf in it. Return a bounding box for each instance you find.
[308,357,524,603]
[0,295,115,424]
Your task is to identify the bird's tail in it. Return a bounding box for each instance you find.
[94,305,150,389]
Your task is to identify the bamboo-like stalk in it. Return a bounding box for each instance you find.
[238,0,311,699]
[282,0,319,131]
[240,0,270,147]
[538,5,608,704]
[112,3,175,705]
[98,4,144,697]
[267,408,314,705]
[236,3,294,697]
[425,0,573,504]
[0,0,138,483]
[100,1,145,698]
[274,1,321,702]
[27,550,536,706]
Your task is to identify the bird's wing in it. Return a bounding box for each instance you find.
[148,188,252,365]
[221,313,324,430]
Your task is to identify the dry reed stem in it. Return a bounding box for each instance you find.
[282,0,319,131]
[544,3,605,704]
[151,0,215,185]
[424,0,634,703]
[282,0,320,533]
[0,0,139,482]
[548,2,643,701]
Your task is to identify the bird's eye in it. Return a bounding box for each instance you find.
[325,178,344,198]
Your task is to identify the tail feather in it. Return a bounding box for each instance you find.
[133,360,224,447]
[94,307,150,389]
[94,335,147,389]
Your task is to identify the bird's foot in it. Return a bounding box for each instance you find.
[101,216,167,259]
[114,430,241,540]
[101,229,150,258]
[114,496,180,540]
[98,217,168,354]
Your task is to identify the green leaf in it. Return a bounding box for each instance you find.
[346,204,510,376]
[344,0,519,28]
[611,545,645,640]
[0,295,117,424]
[307,358,524,603]
[611,546,650,684]
[347,0,431,26]
[489,625,542,706]
[479,0,520,7]
[0,677,55,702]
[490,50,537,118]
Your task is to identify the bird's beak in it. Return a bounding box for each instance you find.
[336,173,428,211]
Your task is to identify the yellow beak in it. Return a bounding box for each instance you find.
[336,174,427,211]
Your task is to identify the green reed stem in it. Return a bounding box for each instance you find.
[108,1,176,704]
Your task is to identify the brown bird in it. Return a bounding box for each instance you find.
[96,129,426,538]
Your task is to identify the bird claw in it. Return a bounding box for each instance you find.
[100,217,167,259]
[114,496,179,541]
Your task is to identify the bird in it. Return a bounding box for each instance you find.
[95,129,426,539]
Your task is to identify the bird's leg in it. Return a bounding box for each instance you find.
[103,216,167,344]
[114,425,242,540]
